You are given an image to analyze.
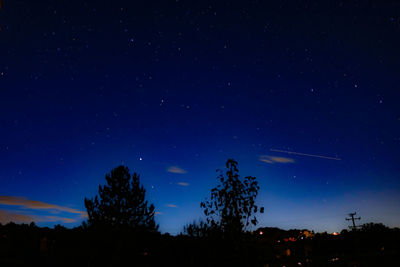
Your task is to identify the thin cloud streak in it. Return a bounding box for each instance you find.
[0,209,35,224]
[259,155,295,164]
[0,209,76,224]
[167,166,187,174]
[40,216,76,223]
[176,182,189,186]
[0,196,87,218]
[166,204,178,208]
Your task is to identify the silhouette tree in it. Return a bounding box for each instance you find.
[200,159,264,236]
[84,165,158,231]
[183,220,212,238]
[361,222,389,233]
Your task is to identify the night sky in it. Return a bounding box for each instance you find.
[1,1,400,234]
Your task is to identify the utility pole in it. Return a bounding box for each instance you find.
[346,212,361,230]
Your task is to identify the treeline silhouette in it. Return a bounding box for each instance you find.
[1,160,399,266]
[1,221,400,266]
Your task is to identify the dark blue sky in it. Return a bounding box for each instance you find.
[1,1,399,234]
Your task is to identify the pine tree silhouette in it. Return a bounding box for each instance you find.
[84,165,158,231]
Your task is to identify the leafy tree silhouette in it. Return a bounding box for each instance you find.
[84,165,158,231]
[183,220,212,238]
[200,159,264,237]
[361,222,389,233]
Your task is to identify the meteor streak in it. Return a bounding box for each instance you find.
[270,149,341,161]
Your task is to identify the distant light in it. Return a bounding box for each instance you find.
[139,157,143,161]
[259,231,263,235]
[332,232,339,236]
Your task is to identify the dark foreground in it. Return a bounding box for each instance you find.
[1,223,399,267]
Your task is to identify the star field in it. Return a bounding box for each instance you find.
[1,1,400,234]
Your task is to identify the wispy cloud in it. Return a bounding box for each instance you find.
[40,216,76,223]
[176,182,189,187]
[166,204,178,208]
[154,211,163,215]
[0,209,77,224]
[259,155,295,164]
[167,166,187,174]
[0,196,87,218]
[0,209,35,224]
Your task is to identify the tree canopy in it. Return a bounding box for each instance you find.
[84,165,158,231]
[200,159,264,236]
